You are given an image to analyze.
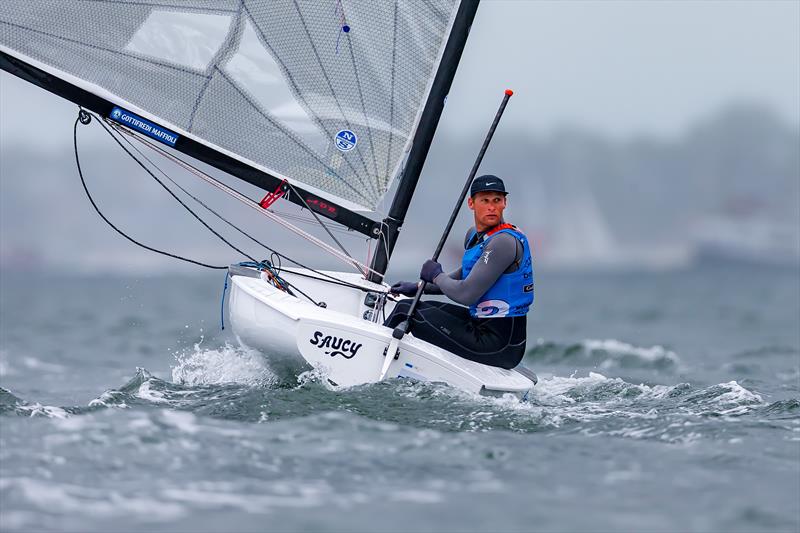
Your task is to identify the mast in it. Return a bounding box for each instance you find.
[368,0,480,282]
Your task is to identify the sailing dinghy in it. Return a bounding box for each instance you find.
[0,0,536,397]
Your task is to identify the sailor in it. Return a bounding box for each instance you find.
[385,175,533,370]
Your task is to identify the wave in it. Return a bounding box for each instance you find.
[0,351,65,378]
[3,354,796,445]
[0,387,73,418]
[171,342,278,388]
[525,338,683,371]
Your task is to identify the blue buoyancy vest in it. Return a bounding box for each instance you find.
[461,224,534,318]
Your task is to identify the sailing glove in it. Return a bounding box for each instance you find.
[420,259,443,283]
[389,281,419,296]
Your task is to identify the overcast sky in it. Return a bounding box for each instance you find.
[1,0,798,148]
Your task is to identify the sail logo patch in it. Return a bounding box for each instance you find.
[334,129,357,152]
[309,331,362,359]
[109,107,178,147]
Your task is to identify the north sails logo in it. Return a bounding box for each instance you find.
[309,331,362,359]
[334,129,357,152]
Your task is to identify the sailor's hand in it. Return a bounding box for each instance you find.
[390,281,419,296]
[420,259,443,283]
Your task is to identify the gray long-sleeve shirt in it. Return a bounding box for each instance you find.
[427,228,523,306]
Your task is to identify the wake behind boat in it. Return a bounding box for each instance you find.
[0,0,536,396]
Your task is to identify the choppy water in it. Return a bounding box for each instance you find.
[1,266,798,532]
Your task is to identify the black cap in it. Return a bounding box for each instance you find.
[470,175,507,197]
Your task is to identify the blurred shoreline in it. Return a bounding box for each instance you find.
[2,103,798,275]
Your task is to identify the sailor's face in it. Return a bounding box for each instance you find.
[468,191,507,231]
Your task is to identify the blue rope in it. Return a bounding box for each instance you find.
[221,261,320,325]
[220,261,284,330]
[220,270,229,330]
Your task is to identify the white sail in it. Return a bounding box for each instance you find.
[0,0,460,211]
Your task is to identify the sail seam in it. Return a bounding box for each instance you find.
[385,2,399,180]
[379,1,461,214]
[420,0,448,21]
[214,67,373,205]
[344,34,381,192]
[291,0,380,202]
[0,20,208,78]
[188,1,246,130]
[241,2,377,202]
[74,0,239,13]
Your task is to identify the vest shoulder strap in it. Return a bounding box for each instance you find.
[464,228,478,249]
[486,223,518,238]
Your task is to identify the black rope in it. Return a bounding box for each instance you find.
[114,120,386,295]
[83,109,393,306]
[96,117,258,263]
[78,112,327,305]
[97,117,334,306]
[284,180,362,275]
[73,113,227,270]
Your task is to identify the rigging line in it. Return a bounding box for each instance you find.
[267,210,355,234]
[278,266,393,297]
[291,0,380,200]
[378,218,392,268]
[100,121,264,261]
[107,116,382,278]
[74,0,239,13]
[385,1,399,179]
[72,115,226,270]
[242,4,379,202]
[105,120,341,305]
[284,180,365,277]
[213,67,373,205]
[96,116,259,263]
[110,120,372,292]
[343,21,381,186]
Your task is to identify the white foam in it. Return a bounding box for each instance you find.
[295,366,336,390]
[712,380,763,405]
[707,381,764,415]
[88,390,129,408]
[1,477,185,520]
[468,372,766,435]
[162,487,325,511]
[171,342,275,387]
[160,410,200,434]
[582,338,682,367]
[534,371,611,404]
[17,403,70,419]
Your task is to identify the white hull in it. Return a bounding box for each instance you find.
[228,267,534,397]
